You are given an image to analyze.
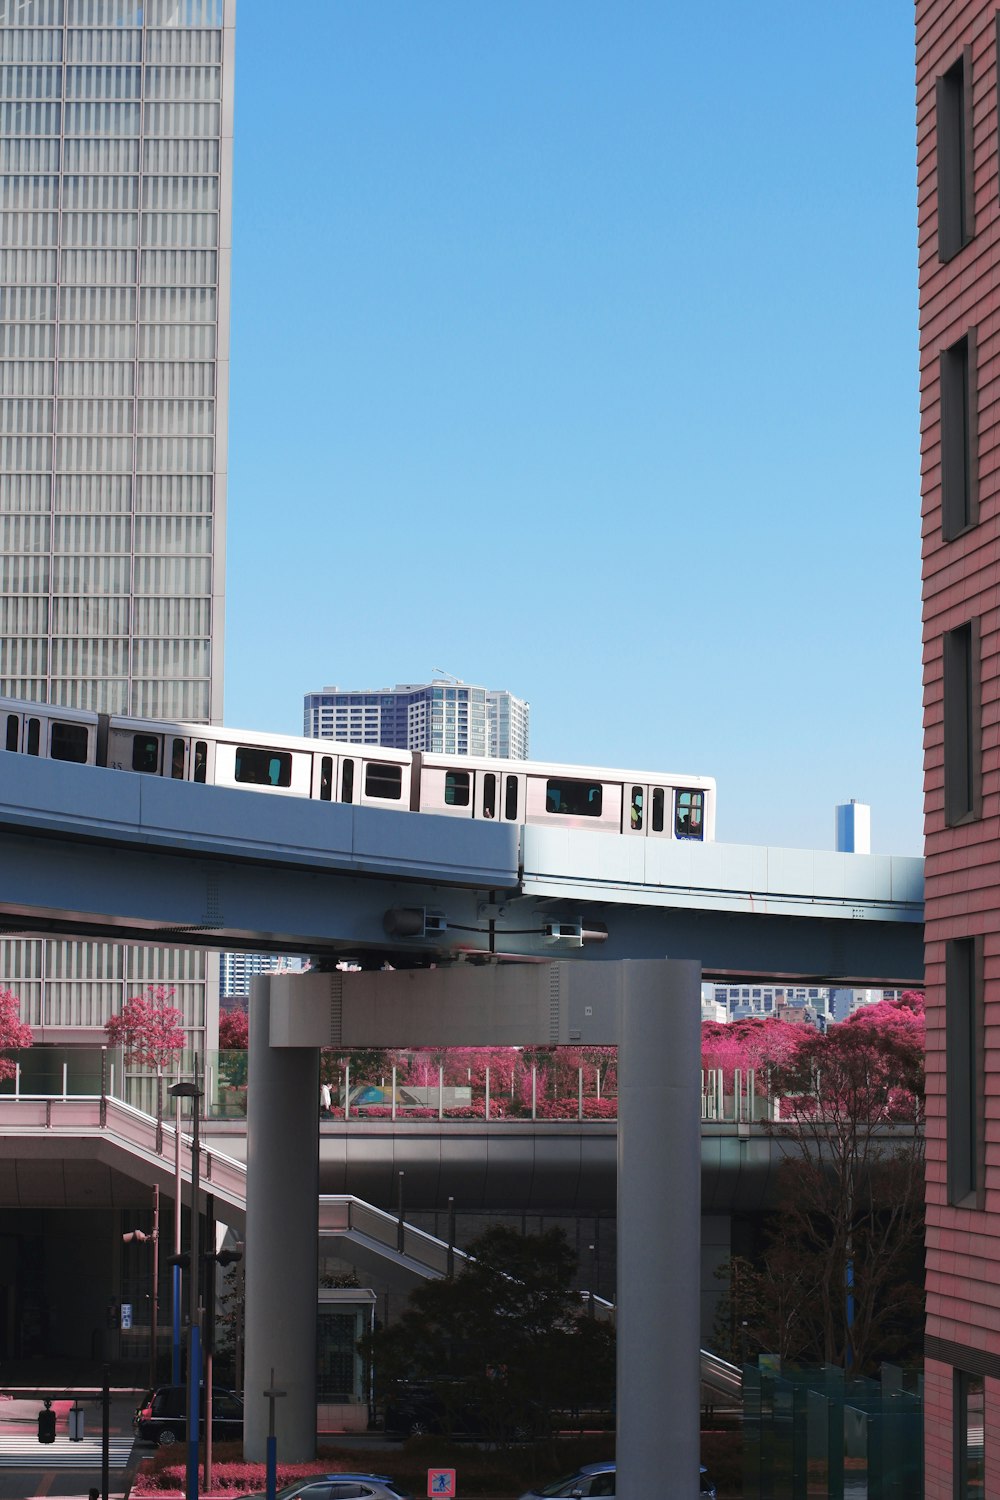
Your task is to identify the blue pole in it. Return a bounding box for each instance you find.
[266,1434,277,1500]
[845,1257,855,1371]
[186,1324,201,1500]
[171,1265,181,1384]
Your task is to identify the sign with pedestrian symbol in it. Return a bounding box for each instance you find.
[427,1469,456,1497]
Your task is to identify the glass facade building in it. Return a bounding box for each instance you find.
[303,679,530,760]
[0,0,235,1072]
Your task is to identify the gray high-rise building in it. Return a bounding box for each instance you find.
[0,0,235,1077]
[303,679,530,760]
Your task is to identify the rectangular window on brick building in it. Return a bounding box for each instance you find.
[942,620,980,825]
[940,331,978,539]
[954,1369,985,1497]
[946,936,983,1207]
[937,48,974,260]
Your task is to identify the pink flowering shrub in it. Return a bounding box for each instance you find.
[133,1458,338,1493]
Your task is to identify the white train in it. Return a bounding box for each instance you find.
[0,695,716,842]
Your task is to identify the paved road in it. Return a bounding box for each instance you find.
[0,1394,140,1499]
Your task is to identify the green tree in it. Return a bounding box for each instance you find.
[364,1226,614,1441]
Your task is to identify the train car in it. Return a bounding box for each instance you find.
[416,751,715,840]
[0,695,716,842]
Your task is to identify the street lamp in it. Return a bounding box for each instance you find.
[169,1069,203,1500]
[122,1183,160,1390]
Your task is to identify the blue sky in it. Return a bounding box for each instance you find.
[224,2,922,856]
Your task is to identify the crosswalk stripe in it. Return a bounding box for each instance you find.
[0,1436,134,1467]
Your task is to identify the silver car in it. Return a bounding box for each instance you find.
[239,1476,412,1500]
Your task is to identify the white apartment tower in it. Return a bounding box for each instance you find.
[303,679,531,760]
[0,0,235,1071]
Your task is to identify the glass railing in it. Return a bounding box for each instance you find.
[742,1360,923,1499]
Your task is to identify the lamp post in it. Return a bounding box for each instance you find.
[169,1066,203,1500]
[122,1183,160,1389]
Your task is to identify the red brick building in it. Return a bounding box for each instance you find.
[918,4,1000,1495]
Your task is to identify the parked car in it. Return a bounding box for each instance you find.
[133,1384,244,1447]
[383,1381,546,1440]
[517,1460,717,1499]
[238,1476,412,1500]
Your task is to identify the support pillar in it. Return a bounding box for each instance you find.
[617,959,702,1498]
[244,975,320,1461]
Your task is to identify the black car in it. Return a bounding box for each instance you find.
[383,1383,545,1441]
[133,1384,244,1447]
[517,1461,717,1499]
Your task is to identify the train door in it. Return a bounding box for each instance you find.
[624,783,649,836]
[501,771,522,823]
[4,711,20,753]
[312,753,335,801]
[649,786,668,837]
[191,738,215,784]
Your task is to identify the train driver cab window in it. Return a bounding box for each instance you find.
[235,746,292,788]
[505,774,518,820]
[132,734,160,774]
[193,740,208,783]
[51,721,89,763]
[483,772,496,818]
[652,787,665,833]
[171,738,185,779]
[545,778,603,817]
[365,762,402,800]
[5,715,18,752]
[630,786,643,830]
[26,717,40,755]
[675,789,705,839]
[445,770,470,807]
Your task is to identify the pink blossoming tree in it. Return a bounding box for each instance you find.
[0,987,33,1080]
[105,984,186,1072]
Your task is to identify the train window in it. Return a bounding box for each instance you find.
[5,715,18,753]
[26,718,40,756]
[50,722,89,764]
[630,787,643,831]
[445,770,470,807]
[675,789,705,840]
[132,734,160,774]
[545,778,603,817]
[652,787,665,833]
[505,774,518,820]
[483,772,496,819]
[342,758,355,802]
[365,762,402,800]
[320,756,333,801]
[235,746,292,788]
[171,738,185,779]
[193,741,208,783]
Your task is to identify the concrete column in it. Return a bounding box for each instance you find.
[617,959,702,1498]
[243,975,320,1460]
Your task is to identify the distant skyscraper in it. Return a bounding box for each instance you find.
[0,0,235,1081]
[303,679,530,759]
[220,952,307,999]
[834,800,871,854]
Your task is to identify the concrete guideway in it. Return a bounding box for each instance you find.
[0,752,922,980]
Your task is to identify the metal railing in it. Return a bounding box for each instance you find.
[1,1048,782,1125]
